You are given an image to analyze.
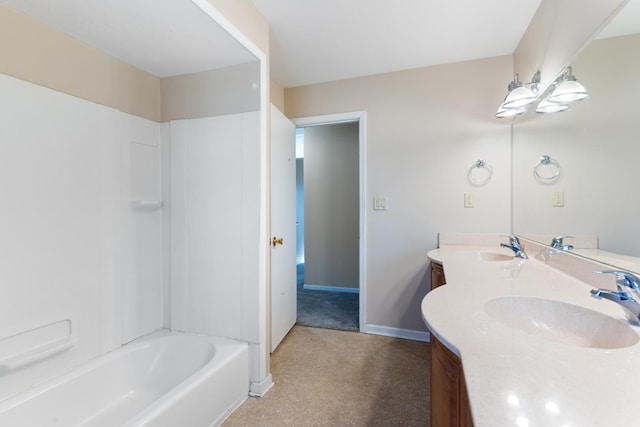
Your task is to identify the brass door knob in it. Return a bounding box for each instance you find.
[272,237,284,247]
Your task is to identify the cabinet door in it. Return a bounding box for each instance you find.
[430,336,474,427]
[460,376,474,427]
[430,262,446,289]
[431,336,461,426]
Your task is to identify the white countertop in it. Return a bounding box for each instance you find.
[422,243,640,427]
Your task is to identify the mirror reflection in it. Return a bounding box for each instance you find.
[513,0,640,271]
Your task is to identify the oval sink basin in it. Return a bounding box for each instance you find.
[484,296,639,349]
[477,252,513,262]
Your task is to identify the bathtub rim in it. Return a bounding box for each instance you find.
[0,329,250,418]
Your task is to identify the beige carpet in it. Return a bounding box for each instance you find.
[223,326,430,427]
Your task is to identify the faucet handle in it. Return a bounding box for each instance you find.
[501,234,520,245]
[500,235,528,259]
[591,288,634,301]
[551,235,573,247]
[594,270,640,292]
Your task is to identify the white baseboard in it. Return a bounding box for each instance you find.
[364,324,430,342]
[249,373,274,397]
[303,284,359,293]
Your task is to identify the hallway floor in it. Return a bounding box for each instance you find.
[296,264,360,332]
[222,326,430,426]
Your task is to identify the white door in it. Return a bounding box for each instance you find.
[270,104,297,351]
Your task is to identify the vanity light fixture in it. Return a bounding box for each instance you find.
[496,106,527,118]
[495,72,541,118]
[497,67,589,117]
[536,97,570,114]
[546,66,590,103]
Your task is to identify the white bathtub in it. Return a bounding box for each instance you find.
[0,331,249,427]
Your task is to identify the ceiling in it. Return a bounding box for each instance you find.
[2,0,638,86]
[0,0,256,78]
[596,0,640,39]
[251,0,543,88]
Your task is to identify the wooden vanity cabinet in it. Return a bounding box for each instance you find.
[430,261,446,289]
[430,335,473,427]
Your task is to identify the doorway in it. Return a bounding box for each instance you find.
[293,112,366,332]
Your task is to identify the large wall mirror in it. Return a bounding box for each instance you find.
[513,0,640,270]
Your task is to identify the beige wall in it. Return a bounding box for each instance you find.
[286,56,513,334]
[514,0,626,90]
[1,0,272,123]
[270,80,285,112]
[0,4,161,122]
[205,0,269,56]
[304,122,360,289]
[513,33,640,257]
[162,61,260,122]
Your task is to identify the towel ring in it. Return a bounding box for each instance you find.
[467,159,493,186]
[534,155,560,183]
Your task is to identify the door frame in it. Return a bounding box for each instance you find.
[292,111,367,331]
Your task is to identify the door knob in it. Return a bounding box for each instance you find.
[272,237,284,247]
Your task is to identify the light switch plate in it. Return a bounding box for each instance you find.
[374,196,388,210]
[464,193,474,208]
[552,191,564,207]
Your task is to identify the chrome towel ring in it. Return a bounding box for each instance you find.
[534,155,560,183]
[468,159,493,186]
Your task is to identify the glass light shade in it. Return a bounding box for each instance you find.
[547,80,590,103]
[502,86,537,108]
[496,106,526,118]
[536,97,570,114]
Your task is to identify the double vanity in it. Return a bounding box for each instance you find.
[422,234,640,427]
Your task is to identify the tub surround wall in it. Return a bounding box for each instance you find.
[0,69,264,406]
[0,74,165,390]
[161,123,173,331]
[121,113,164,344]
[169,113,261,344]
[0,0,273,400]
[0,73,127,401]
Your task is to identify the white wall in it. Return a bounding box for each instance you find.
[170,112,261,343]
[286,56,513,334]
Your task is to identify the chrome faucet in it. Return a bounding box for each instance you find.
[550,235,574,251]
[591,270,640,326]
[500,235,528,259]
